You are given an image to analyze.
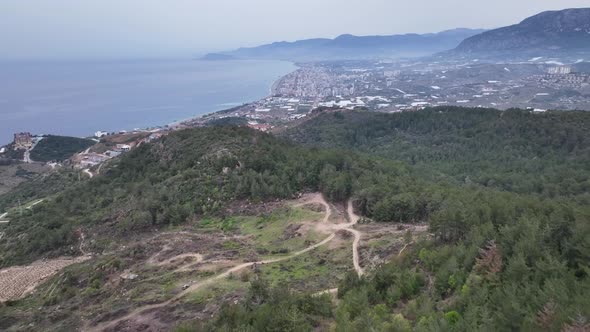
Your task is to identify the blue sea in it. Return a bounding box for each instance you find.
[0,59,296,145]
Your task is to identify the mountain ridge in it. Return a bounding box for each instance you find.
[205,28,487,61]
[453,8,590,55]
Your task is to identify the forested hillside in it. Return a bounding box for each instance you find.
[0,108,588,331]
[209,107,590,331]
[0,126,423,266]
[284,107,590,201]
[30,135,95,162]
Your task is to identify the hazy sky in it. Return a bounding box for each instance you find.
[1,0,588,59]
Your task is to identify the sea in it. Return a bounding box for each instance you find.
[0,59,296,145]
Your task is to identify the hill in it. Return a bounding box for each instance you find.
[0,108,588,331]
[283,107,590,199]
[453,8,590,57]
[30,135,95,162]
[207,29,486,61]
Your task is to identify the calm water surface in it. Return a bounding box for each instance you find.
[0,59,296,144]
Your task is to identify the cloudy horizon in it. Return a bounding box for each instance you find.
[1,0,589,59]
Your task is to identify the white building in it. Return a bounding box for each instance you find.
[548,66,572,75]
[116,144,131,152]
[95,131,108,138]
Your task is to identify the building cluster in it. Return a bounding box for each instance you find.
[13,132,33,148]
[73,131,166,169]
[267,60,590,112]
[547,66,572,75]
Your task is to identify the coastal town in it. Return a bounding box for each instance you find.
[199,59,590,126]
[2,58,590,170]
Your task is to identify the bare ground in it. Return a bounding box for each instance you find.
[0,256,91,302]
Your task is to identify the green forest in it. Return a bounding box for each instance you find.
[0,107,588,331]
[30,135,95,162]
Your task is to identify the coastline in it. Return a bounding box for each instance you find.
[168,61,298,129]
[0,59,298,146]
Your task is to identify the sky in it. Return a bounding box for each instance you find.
[0,0,589,59]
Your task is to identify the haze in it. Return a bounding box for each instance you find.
[1,0,589,59]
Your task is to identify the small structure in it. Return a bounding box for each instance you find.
[79,153,109,167]
[116,144,131,152]
[14,132,33,148]
[94,131,108,138]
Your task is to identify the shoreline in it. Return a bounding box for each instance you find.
[165,62,299,129]
[1,59,298,146]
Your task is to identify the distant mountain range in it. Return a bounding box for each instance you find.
[452,8,590,56]
[205,8,590,62]
[204,28,486,61]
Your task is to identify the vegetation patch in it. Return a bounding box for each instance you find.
[30,135,95,162]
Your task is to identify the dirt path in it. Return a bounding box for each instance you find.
[83,169,94,178]
[89,194,362,331]
[79,230,88,256]
[27,199,44,209]
[90,231,337,331]
[397,242,411,256]
[345,200,364,277]
[96,163,104,175]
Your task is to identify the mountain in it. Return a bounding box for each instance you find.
[1,107,589,331]
[453,8,590,56]
[204,28,486,61]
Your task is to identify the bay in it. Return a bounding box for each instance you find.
[0,59,296,145]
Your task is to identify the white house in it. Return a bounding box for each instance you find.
[116,144,132,152]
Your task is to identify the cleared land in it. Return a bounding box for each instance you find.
[0,256,90,302]
[0,193,428,331]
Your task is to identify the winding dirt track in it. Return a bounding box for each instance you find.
[89,194,362,331]
[346,200,364,276]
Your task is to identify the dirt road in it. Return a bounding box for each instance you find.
[346,200,364,276]
[83,169,94,178]
[89,194,363,331]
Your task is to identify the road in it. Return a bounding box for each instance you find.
[23,138,42,163]
[23,150,32,163]
[27,199,44,209]
[83,169,94,178]
[346,200,364,276]
[88,194,363,331]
